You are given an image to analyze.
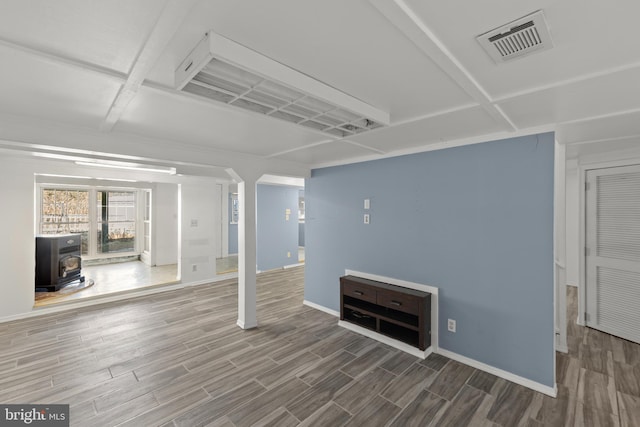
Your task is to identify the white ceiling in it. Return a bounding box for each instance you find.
[0,0,638,171]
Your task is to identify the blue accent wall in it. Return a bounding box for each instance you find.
[257,184,300,271]
[304,133,555,387]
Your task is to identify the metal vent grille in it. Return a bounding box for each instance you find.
[477,10,553,63]
[176,33,388,138]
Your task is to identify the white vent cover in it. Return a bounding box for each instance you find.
[175,32,389,138]
[477,10,553,63]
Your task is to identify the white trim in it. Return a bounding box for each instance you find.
[437,348,557,397]
[579,155,640,170]
[312,125,555,170]
[338,320,433,359]
[283,263,303,269]
[578,162,587,326]
[554,141,567,374]
[236,319,258,329]
[345,269,439,351]
[556,343,569,353]
[303,300,340,317]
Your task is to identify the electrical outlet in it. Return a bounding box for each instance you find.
[448,319,456,333]
[364,214,370,224]
[192,264,197,272]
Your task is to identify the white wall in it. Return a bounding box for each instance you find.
[179,182,220,283]
[154,183,179,266]
[0,157,38,317]
[565,164,580,286]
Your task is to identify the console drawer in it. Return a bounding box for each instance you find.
[342,281,376,304]
[377,291,419,315]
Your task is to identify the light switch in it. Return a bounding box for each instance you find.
[364,199,370,210]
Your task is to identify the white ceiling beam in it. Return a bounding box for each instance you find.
[100,0,200,132]
[0,36,127,83]
[368,0,517,132]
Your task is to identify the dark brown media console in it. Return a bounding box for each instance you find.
[340,275,431,351]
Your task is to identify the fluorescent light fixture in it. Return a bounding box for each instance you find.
[75,161,176,175]
[94,177,138,183]
[176,32,389,138]
[36,173,93,179]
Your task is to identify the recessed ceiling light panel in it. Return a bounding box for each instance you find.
[176,32,390,137]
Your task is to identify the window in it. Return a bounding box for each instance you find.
[40,189,90,255]
[143,190,151,253]
[39,186,143,258]
[96,191,136,254]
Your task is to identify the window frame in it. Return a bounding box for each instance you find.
[37,184,145,260]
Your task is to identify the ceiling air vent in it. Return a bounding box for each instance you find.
[476,10,553,63]
[175,32,389,138]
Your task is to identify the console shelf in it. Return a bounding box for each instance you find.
[340,275,431,351]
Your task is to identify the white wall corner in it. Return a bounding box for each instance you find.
[303,300,340,317]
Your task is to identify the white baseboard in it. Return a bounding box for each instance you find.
[303,300,340,317]
[437,348,557,397]
[284,263,304,269]
[236,319,258,329]
[338,320,433,359]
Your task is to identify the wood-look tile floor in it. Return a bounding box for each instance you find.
[3,270,639,426]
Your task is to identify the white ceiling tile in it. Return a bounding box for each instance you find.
[559,111,640,145]
[271,141,379,165]
[405,0,640,99]
[0,46,120,127]
[497,67,640,129]
[348,107,504,152]
[0,0,165,74]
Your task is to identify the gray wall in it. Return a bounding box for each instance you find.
[304,133,555,387]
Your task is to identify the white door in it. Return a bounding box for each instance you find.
[585,165,640,343]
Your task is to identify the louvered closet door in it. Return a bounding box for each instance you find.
[586,165,640,343]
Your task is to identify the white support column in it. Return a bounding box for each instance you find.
[554,141,568,353]
[227,168,261,330]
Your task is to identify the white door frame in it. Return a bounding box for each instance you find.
[554,142,568,353]
[577,155,640,326]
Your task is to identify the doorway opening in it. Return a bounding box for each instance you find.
[34,179,179,307]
